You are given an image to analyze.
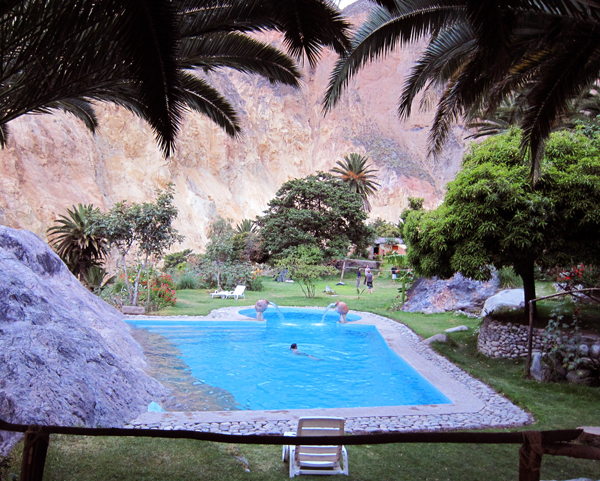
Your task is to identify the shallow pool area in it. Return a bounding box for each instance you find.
[127,308,451,410]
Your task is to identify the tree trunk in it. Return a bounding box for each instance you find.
[340,259,346,282]
[145,256,151,312]
[515,259,537,319]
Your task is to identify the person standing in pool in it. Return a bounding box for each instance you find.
[364,268,374,294]
[290,343,322,360]
[356,268,361,289]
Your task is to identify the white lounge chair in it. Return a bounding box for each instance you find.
[224,285,246,300]
[282,417,348,478]
[210,289,229,299]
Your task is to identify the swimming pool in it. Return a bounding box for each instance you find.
[127,308,451,410]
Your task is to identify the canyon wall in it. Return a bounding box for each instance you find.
[0,0,469,252]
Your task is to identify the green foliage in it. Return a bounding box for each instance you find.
[386,253,408,268]
[276,246,337,298]
[98,184,183,306]
[369,217,401,237]
[330,152,381,212]
[231,230,266,263]
[163,249,193,270]
[257,172,375,260]
[542,309,600,384]
[175,273,198,290]
[497,267,522,289]
[47,203,107,279]
[403,128,600,310]
[235,219,256,234]
[82,266,112,293]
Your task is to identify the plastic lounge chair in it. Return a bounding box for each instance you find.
[210,289,229,299]
[224,285,246,300]
[282,417,348,478]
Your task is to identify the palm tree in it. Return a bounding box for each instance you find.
[324,0,600,181]
[330,153,380,212]
[47,204,108,279]
[0,0,350,156]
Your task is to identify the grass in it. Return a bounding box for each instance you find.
[2,274,599,481]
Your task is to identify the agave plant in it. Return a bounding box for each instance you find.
[330,153,380,212]
[235,219,257,234]
[47,204,107,279]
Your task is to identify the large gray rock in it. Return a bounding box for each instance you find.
[481,289,525,316]
[531,353,550,382]
[401,273,500,314]
[0,226,164,456]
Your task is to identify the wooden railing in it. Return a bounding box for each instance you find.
[1,418,599,481]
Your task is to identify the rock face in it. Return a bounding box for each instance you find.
[401,273,500,314]
[0,1,467,252]
[0,226,165,456]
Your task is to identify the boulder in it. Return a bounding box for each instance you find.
[401,273,500,314]
[422,333,448,345]
[0,226,164,456]
[481,289,525,317]
[445,325,469,333]
[531,353,549,382]
[122,305,146,315]
[590,344,600,359]
[566,369,593,385]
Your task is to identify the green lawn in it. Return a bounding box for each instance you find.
[2,275,599,481]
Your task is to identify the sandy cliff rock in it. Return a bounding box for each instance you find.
[0,1,468,251]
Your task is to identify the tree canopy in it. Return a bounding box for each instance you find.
[402,128,600,314]
[256,172,374,260]
[330,153,380,212]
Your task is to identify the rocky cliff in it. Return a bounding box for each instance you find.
[0,0,468,252]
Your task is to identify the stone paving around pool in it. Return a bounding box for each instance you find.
[125,307,532,435]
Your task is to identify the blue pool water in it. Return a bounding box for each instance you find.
[127,308,451,410]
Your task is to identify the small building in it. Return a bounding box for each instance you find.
[369,237,406,259]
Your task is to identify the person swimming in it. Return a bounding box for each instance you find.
[290,343,322,360]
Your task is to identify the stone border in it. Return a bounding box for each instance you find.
[126,307,532,434]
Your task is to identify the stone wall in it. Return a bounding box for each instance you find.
[477,318,547,358]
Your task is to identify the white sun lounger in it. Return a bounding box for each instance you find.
[282,417,348,477]
[223,285,246,300]
[210,285,246,300]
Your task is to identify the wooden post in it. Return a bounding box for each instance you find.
[20,426,50,481]
[518,432,543,481]
[526,300,534,377]
[340,259,346,283]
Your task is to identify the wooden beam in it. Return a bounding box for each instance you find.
[19,426,50,481]
[0,418,583,446]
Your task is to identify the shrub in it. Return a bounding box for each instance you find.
[176,273,198,290]
[498,267,522,288]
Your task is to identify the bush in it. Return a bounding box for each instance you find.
[176,273,198,290]
[498,266,522,288]
[199,260,264,291]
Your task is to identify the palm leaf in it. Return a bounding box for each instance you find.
[178,32,300,86]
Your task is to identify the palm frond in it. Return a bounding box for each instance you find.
[33,99,99,133]
[179,72,240,137]
[179,32,300,86]
[323,2,465,112]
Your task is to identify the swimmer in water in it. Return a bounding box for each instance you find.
[290,343,322,360]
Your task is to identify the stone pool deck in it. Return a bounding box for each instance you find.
[125,307,532,434]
